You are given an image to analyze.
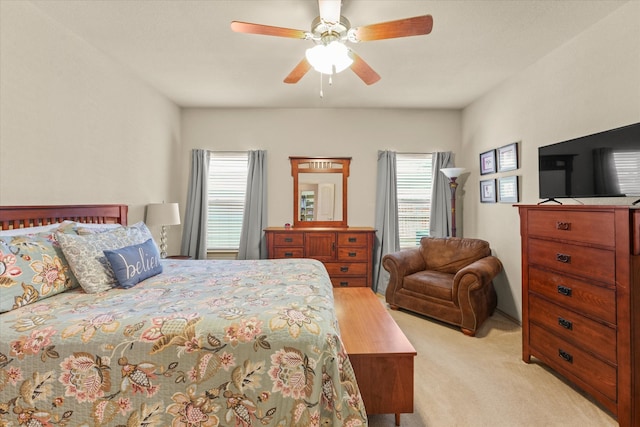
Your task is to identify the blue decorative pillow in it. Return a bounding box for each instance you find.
[103,238,162,289]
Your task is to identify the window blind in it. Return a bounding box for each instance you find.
[396,153,433,249]
[207,152,248,250]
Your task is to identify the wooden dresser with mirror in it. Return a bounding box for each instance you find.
[265,157,376,288]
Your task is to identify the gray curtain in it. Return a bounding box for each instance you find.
[373,150,400,295]
[181,149,210,259]
[429,151,454,237]
[238,150,267,260]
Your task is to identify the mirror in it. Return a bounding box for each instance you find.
[291,157,350,228]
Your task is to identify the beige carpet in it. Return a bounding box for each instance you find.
[366,300,617,427]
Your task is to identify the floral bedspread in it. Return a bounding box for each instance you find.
[0,259,367,426]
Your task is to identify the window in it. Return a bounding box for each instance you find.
[207,152,248,250]
[396,153,433,249]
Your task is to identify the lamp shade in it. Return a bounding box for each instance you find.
[440,167,466,179]
[145,203,180,226]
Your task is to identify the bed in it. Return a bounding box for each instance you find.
[0,205,367,426]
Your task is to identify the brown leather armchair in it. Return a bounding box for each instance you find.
[383,237,502,336]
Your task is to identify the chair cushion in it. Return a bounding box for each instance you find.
[420,237,490,274]
[404,270,454,301]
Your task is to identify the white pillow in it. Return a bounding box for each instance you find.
[0,222,65,236]
[75,222,123,235]
[75,222,122,229]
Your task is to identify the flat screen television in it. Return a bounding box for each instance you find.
[538,122,640,202]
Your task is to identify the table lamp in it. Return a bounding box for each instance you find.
[145,202,180,258]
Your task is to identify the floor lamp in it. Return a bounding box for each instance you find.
[440,168,466,237]
[145,203,181,258]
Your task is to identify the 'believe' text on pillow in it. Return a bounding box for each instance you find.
[104,238,162,288]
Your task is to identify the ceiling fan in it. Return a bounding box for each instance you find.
[230,0,433,85]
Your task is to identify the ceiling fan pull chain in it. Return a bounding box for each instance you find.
[319,73,324,98]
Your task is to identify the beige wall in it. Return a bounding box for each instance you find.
[460,1,640,320]
[181,108,461,228]
[0,1,182,248]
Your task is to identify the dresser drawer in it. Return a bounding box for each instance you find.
[331,277,368,288]
[527,210,615,247]
[528,238,615,284]
[324,262,368,277]
[271,232,304,246]
[337,233,368,247]
[529,294,616,362]
[337,247,369,262]
[272,247,304,258]
[530,324,617,402]
[529,266,616,324]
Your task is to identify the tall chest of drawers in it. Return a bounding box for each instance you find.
[264,227,375,288]
[518,205,640,426]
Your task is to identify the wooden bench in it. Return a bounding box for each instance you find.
[333,287,417,426]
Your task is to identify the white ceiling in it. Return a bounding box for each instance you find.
[30,0,629,109]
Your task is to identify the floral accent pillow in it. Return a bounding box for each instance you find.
[56,222,154,293]
[0,226,79,313]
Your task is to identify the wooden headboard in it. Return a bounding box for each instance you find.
[0,204,128,230]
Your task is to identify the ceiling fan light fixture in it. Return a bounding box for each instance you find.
[305,41,353,75]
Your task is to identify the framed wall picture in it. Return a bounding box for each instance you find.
[480,179,496,203]
[497,142,519,172]
[480,150,496,175]
[498,175,519,203]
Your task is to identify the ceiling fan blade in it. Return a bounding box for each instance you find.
[352,15,433,42]
[318,0,342,24]
[231,21,308,39]
[284,58,312,84]
[350,53,381,85]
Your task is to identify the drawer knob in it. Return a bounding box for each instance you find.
[340,281,349,287]
[556,253,571,263]
[284,252,293,257]
[348,252,357,257]
[284,238,293,242]
[556,221,571,231]
[558,349,573,363]
[348,237,357,242]
[558,317,573,330]
[340,266,349,272]
[557,285,572,297]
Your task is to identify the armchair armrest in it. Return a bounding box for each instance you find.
[382,248,426,300]
[452,256,503,303]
